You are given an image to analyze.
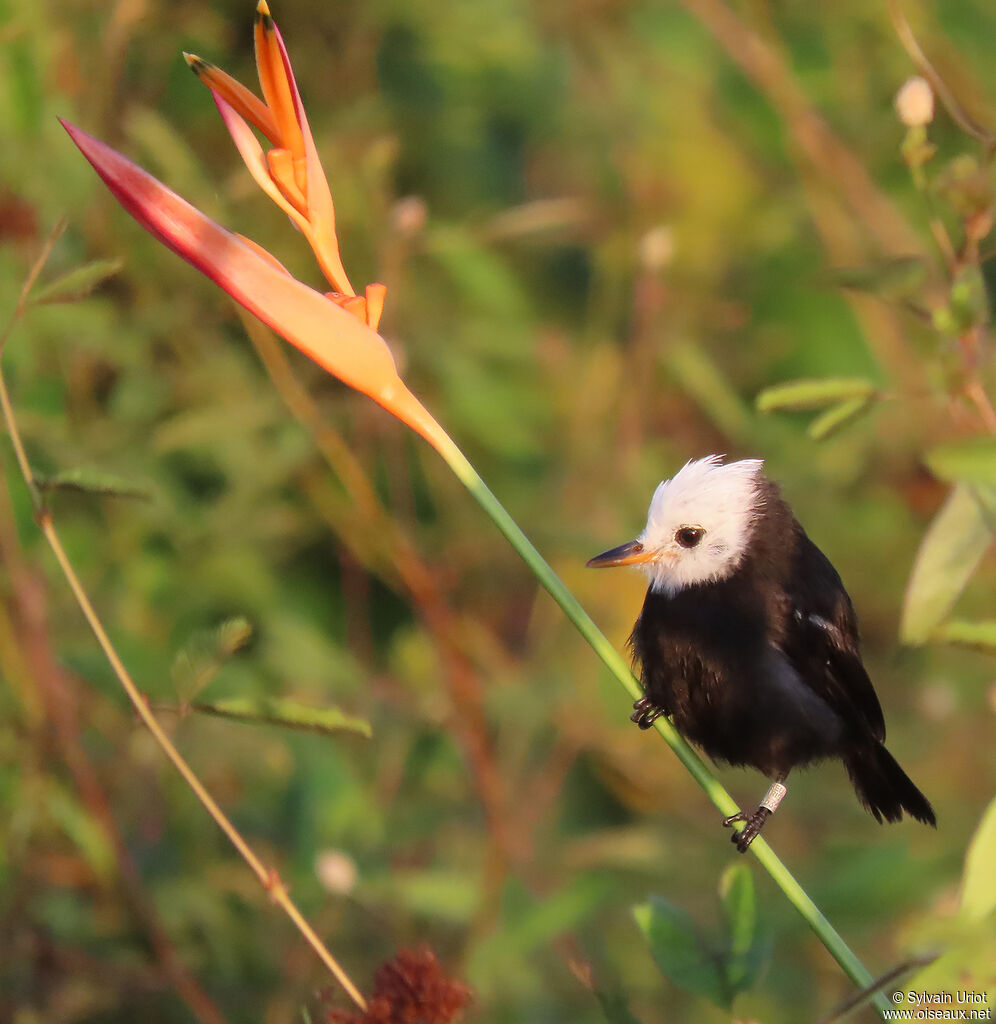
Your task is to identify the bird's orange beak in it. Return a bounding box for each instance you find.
[586,540,655,568]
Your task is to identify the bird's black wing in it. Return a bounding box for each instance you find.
[780,531,886,742]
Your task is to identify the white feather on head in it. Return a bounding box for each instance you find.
[638,455,765,594]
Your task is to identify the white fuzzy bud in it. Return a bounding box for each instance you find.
[314,849,358,895]
[895,76,935,128]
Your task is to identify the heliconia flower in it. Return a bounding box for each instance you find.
[183,1,383,327]
[60,7,450,454]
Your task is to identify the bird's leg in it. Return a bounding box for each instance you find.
[630,695,666,730]
[723,778,788,854]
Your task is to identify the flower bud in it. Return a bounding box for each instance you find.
[314,849,358,895]
[895,76,934,128]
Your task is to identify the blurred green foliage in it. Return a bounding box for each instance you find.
[1,0,995,1021]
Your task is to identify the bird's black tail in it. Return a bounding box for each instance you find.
[845,743,936,826]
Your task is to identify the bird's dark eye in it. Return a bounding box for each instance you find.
[675,526,705,549]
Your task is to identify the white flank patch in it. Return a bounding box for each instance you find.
[638,455,765,593]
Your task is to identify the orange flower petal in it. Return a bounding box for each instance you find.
[61,119,445,450]
[184,52,280,146]
[266,147,307,213]
[264,8,349,296]
[214,95,310,233]
[365,283,387,331]
[336,295,368,322]
[214,96,350,293]
[254,1,304,191]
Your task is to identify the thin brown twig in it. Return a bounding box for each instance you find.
[888,5,996,436]
[887,0,995,150]
[885,19,996,436]
[927,217,958,273]
[0,221,71,500]
[0,239,367,1012]
[680,0,920,252]
[954,217,996,432]
[903,143,958,277]
[0,217,67,359]
[815,953,938,1024]
[27,473,366,1011]
[678,0,924,396]
[0,493,228,1024]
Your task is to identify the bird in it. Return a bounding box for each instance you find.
[586,455,936,852]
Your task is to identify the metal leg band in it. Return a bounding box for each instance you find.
[760,781,787,814]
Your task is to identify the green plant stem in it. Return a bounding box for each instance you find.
[431,429,891,1018]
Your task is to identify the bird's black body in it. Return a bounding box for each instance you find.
[629,478,935,836]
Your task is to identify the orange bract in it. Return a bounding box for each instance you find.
[60,5,448,452]
[185,1,384,325]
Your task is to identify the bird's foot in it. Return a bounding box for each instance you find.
[630,697,665,730]
[722,806,771,854]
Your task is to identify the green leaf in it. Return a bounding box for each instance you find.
[902,797,996,1002]
[807,394,875,440]
[8,37,43,134]
[900,485,996,644]
[961,795,996,921]
[28,258,124,305]
[499,875,612,957]
[171,618,253,703]
[720,864,755,958]
[667,342,752,439]
[467,875,613,993]
[825,256,928,299]
[756,377,877,414]
[35,467,152,501]
[931,619,996,652]
[45,783,115,882]
[385,869,480,923]
[925,438,996,485]
[634,897,730,1009]
[719,864,769,997]
[189,697,372,739]
[720,865,754,984]
[904,925,996,1002]
[426,225,530,318]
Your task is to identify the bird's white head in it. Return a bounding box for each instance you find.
[587,455,766,594]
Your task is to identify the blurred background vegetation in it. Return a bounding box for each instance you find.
[1,0,995,1020]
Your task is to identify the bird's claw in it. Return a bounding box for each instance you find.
[724,806,771,854]
[630,697,665,730]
